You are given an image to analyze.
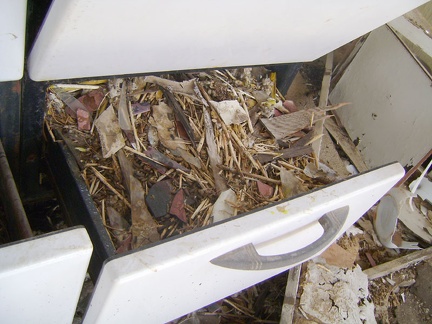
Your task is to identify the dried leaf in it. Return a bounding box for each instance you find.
[94,105,125,158]
[117,149,134,193]
[255,145,312,164]
[54,89,89,118]
[149,103,185,151]
[149,103,200,168]
[163,87,197,147]
[131,102,151,115]
[116,234,132,254]
[143,147,189,172]
[257,181,274,198]
[280,168,304,199]
[170,189,187,223]
[303,162,338,184]
[130,175,160,248]
[212,189,237,223]
[260,108,326,140]
[77,108,91,131]
[118,81,136,148]
[144,76,196,96]
[283,100,298,113]
[107,207,130,234]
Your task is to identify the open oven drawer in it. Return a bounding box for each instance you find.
[82,163,403,323]
[45,133,403,323]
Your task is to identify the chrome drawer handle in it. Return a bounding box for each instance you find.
[210,206,349,270]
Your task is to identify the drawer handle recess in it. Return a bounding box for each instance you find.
[210,206,349,270]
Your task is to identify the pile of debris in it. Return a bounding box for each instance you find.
[45,54,432,323]
[45,67,350,253]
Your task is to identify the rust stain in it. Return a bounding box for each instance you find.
[11,81,21,95]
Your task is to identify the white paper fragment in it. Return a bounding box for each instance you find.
[300,261,376,323]
[212,189,237,223]
[95,105,125,158]
[280,168,304,198]
[209,100,249,125]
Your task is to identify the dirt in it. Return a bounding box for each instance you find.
[393,261,432,324]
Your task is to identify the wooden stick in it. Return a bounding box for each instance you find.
[218,164,281,184]
[238,92,254,134]
[90,166,131,208]
[129,99,141,152]
[202,104,228,193]
[364,246,432,280]
[280,265,301,324]
[395,149,432,187]
[313,52,334,168]
[324,117,368,172]
[229,129,261,170]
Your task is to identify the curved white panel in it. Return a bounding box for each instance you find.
[0,227,93,324]
[28,0,427,81]
[0,0,27,81]
[84,163,404,323]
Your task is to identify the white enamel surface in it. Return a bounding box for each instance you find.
[0,0,27,81]
[28,0,427,81]
[330,23,432,169]
[84,163,404,324]
[389,16,432,62]
[0,227,93,324]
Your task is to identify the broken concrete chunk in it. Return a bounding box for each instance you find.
[300,261,376,323]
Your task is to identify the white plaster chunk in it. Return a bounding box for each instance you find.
[210,100,248,125]
[300,261,376,323]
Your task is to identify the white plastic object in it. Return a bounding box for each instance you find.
[375,188,420,249]
[0,0,27,81]
[0,226,93,324]
[84,163,404,323]
[409,159,432,204]
[28,0,428,81]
